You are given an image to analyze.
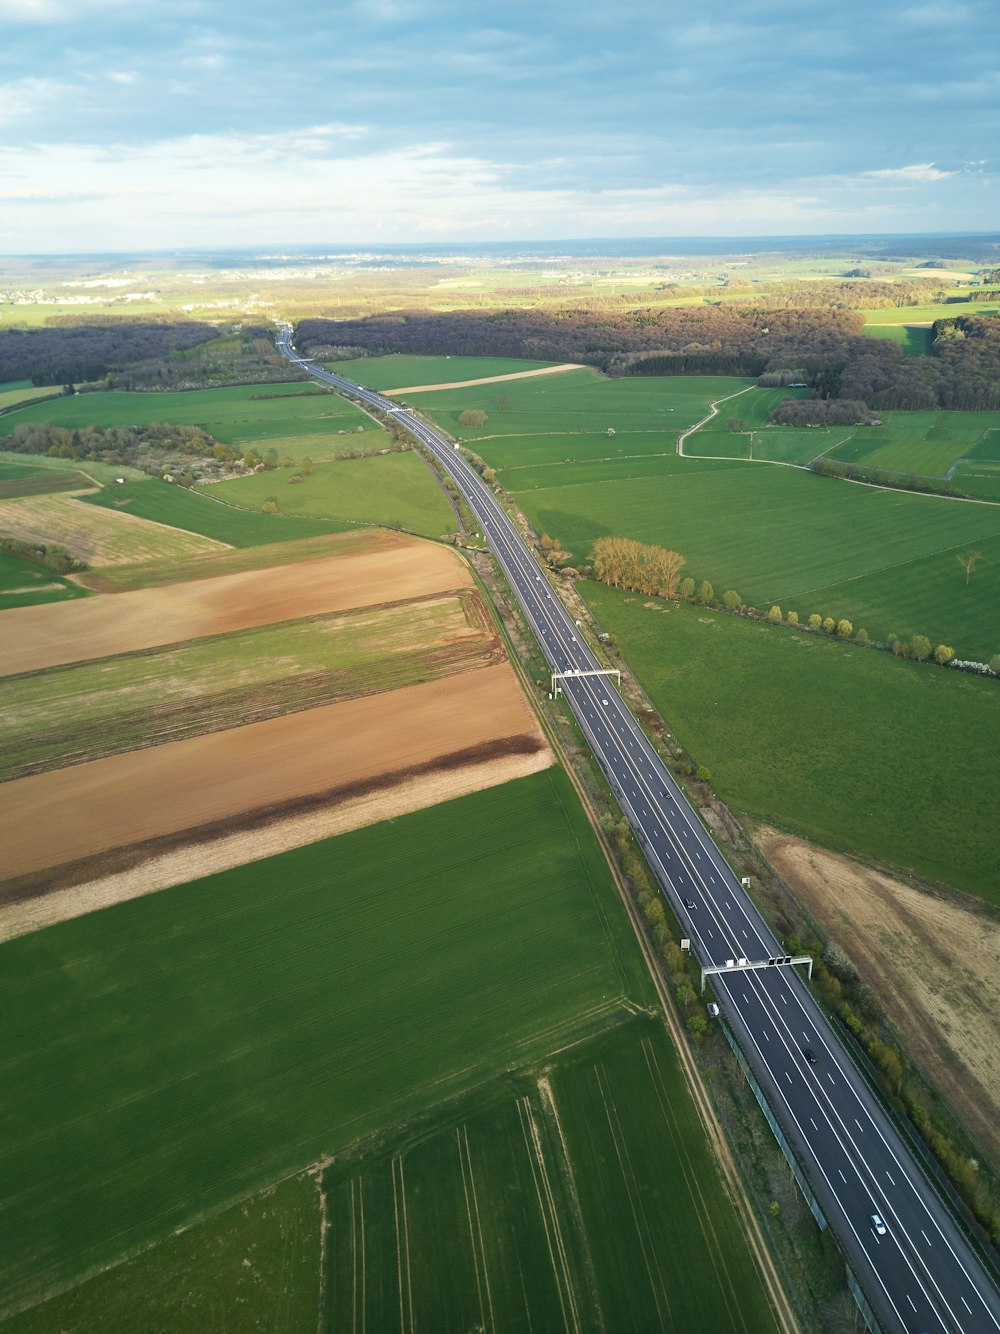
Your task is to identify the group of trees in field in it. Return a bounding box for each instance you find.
[591,536,686,599]
[587,538,987,673]
[0,534,84,574]
[457,409,488,428]
[0,321,220,387]
[99,328,303,391]
[4,420,218,465]
[769,398,879,427]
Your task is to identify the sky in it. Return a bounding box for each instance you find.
[1,0,997,252]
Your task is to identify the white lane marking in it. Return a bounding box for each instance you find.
[784,1071,792,1083]
[906,1294,917,1313]
[963,1297,973,1313]
[827,1073,835,1086]
[886,1172,894,1186]
[854,1119,864,1132]
[838,1169,847,1183]
[921,1230,931,1246]
[779,994,787,1004]
[809,1117,818,1130]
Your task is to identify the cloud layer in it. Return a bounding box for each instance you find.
[0,0,996,249]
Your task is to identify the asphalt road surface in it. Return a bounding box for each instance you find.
[276,329,1000,1334]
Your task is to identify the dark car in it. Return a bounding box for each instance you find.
[682,897,696,909]
[803,1047,818,1064]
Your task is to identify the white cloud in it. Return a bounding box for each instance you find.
[862,162,953,182]
[900,2,971,25]
[0,126,986,252]
[0,77,70,127]
[0,0,132,21]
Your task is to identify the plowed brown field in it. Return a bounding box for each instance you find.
[1,664,550,902]
[0,533,471,676]
[757,827,1000,1168]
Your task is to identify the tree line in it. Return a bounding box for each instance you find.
[5,420,218,465]
[585,537,999,673]
[0,320,221,387]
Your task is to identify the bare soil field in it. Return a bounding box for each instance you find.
[0,664,551,921]
[757,827,1000,1167]
[383,363,584,395]
[0,492,226,566]
[0,532,471,675]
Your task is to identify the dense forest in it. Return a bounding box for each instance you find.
[296,307,1000,411]
[0,321,221,387]
[296,307,869,377]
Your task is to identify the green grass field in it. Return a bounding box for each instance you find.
[0,593,493,780]
[332,353,565,389]
[0,386,63,414]
[201,450,455,538]
[390,360,1000,657]
[822,411,1000,477]
[0,550,89,610]
[954,460,1000,504]
[582,586,1000,903]
[5,1175,322,1334]
[861,324,934,355]
[324,1020,775,1334]
[0,383,383,462]
[509,461,1000,659]
[81,477,350,545]
[863,302,1000,324]
[413,369,749,445]
[0,768,651,1317]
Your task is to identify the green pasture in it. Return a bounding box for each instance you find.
[863,302,1000,324]
[0,551,88,610]
[0,595,487,780]
[0,386,62,414]
[0,450,144,486]
[0,768,651,1317]
[861,324,934,355]
[201,450,455,538]
[0,383,380,460]
[332,353,565,389]
[325,1020,775,1334]
[582,587,1000,903]
[954,461,1000,504]
[81,478,349,546]
[507,461,1000,659]
[5,1175,321,1334]
[413,367,752,443]
[503,452,745,492]
[824,411,1000,477]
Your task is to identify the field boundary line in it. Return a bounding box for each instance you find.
[316,1172,330,1334]
[457,1124,496,1334]
[517,1096,580,1334]
[640,1036,752,1333]
[537,1076,608,1334]
[593,1063,672,1326]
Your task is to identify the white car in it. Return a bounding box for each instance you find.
[870,1212,887,1236]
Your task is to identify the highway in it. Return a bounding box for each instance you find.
[276,327,1000,1334]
